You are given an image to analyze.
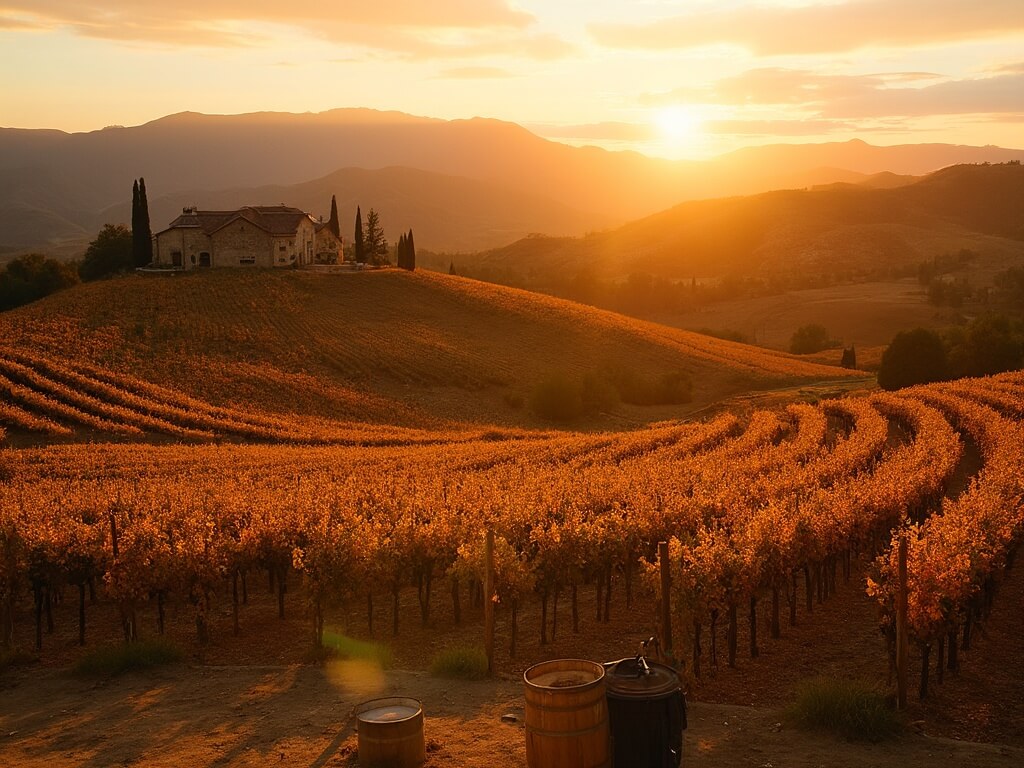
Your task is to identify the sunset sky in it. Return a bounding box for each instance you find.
[2,0,1022,159]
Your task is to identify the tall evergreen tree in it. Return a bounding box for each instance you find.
[354,206,365,263]
[406,228,416,271]
[131,179,141,265]
[131,177,153,268]
[328,195,340,238]
[138,178,153,266]
[363,208,388,266]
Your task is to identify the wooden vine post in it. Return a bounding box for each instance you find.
[484,529,495,676]
[658,541,673,654]
[896,535,909,710]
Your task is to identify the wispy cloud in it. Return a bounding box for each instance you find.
[0,1,568,58]
[591,0,1024,55]
[647,67,1024,119]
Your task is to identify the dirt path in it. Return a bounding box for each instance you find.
[2,664,1022,768]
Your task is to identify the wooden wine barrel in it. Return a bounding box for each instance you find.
[356,697,425,768]
[523,659,611,768]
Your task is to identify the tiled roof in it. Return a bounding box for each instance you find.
[159,206,314,237]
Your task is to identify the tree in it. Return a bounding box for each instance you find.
[131,178,153,268]
[80,224,133,281]
[328,195,340,238]
[789,324,834,355]
[0,254,79,311]
[363,208,388,266]
[878,328,948,391]
[353,207,365,264]
[395,229,416,271]
[946,314,1023,378]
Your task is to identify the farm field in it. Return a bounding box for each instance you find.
[0,271,1022,766]
[0,269,866,430]
[2,352,1023,763]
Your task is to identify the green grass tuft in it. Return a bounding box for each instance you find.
[321,631,392,669]
[74,638,183,677]
[429,645,489,680]
[786,677,901,742]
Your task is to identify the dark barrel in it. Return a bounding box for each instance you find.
[604,658,687,768]
[523,659,611,768]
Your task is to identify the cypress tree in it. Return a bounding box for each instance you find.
[131,179,141,266]
[138,178,153,267]
[328,195,340,238]
[354,206,365,264]
[406,229,416,271]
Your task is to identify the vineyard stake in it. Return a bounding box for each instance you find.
[896,535,909,710]
[484,529,495,676]
[658,541,672,654]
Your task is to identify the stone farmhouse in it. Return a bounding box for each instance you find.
[153,204,342,269]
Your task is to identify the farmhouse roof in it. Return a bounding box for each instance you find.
[157,205,315,237]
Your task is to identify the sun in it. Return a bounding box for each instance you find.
[654,105,701,151]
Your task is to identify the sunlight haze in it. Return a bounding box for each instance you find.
[1,0,1022,158]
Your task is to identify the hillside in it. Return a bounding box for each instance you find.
[464,163,1024,282]
[3,108,1023,255]
[0,269,865,431]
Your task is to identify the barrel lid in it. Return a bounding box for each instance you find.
[356,697,423,724]
[604,658,680,698]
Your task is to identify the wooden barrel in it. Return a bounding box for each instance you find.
[523,659,611,768]
[356,697,425,768]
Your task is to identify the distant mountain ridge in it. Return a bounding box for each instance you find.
[2,108,1022,255]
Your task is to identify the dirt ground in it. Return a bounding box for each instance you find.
[2,548,1023,767]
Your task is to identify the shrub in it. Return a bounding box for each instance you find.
[790,324,836,355]
[605,366,692,406]
[322,631,392,668]
[74,638,182,677]
[786,677,900,742]
[878,328,947,390]
[429,645,488,680]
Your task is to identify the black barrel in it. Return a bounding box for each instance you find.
[604,658,686,768]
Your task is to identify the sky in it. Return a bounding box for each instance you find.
[1,0,1022,159]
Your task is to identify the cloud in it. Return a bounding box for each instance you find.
[436,66,517,79]
[647,67,1024,119]
[0,1,564,58]
[590,0,1024,55]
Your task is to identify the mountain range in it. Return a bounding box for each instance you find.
[2,108,1023,256]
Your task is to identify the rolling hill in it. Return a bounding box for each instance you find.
[0,269,865,432]
[3,108,1023,255]
[464,163,1024,282]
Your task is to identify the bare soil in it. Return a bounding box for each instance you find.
[3,548,1023,767]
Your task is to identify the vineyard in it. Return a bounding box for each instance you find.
[0,269,866,428]
[2,367,1022,710]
